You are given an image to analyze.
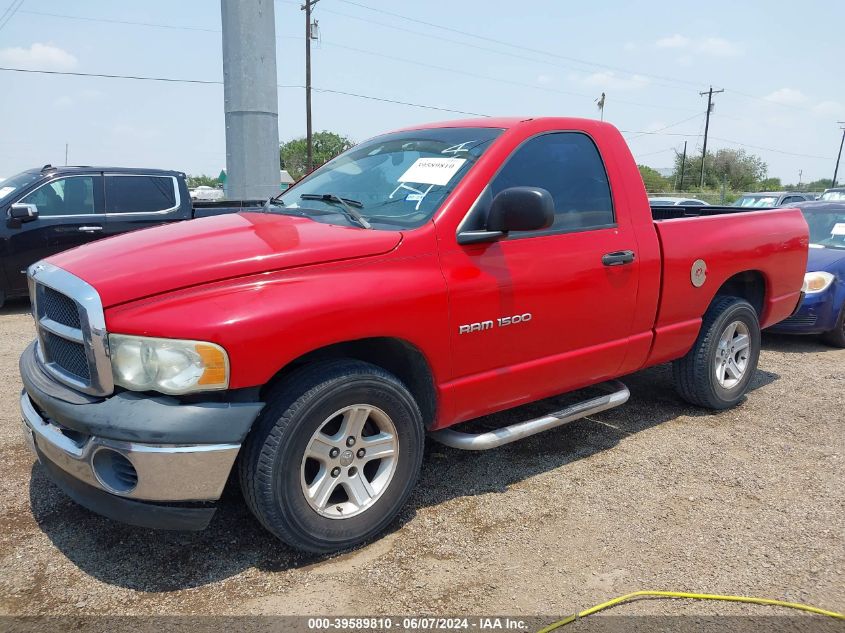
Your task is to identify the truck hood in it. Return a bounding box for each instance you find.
[807,246,845,272]
[47,212,402,307]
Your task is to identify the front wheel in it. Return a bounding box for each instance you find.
[239,360,424,553]
[673,296,761,409]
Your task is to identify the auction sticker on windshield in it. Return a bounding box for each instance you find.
[398,157,466,186]
[0,186,15,198]
[831,223,845,236]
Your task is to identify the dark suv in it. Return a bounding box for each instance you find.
[1,165,261,306]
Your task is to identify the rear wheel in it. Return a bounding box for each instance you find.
[673,296,761,409]
[239,360,424,553]
[822,305,845,348]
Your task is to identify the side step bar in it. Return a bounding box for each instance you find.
[430,381,630,451]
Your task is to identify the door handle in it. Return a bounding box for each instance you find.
[602,250,636,266]
[78,226,103,233]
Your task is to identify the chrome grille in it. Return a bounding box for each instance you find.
[40,285,82,329]
[42,331,91,380]
[28,261,113,396]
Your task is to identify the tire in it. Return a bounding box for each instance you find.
[239,359,425,553]
[673,296,761,410]
[822,305,845,348]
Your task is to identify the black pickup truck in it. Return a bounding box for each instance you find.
[0,165,263,306]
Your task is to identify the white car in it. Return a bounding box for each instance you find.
[190,185,225,201]
[648,196,709,206]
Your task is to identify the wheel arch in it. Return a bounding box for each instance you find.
[261,337,438,429]
[712,269,767,318]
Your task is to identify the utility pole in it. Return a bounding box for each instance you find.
[64,143,68,166]
[679,140,687,191]
[699,85,724,187]
[221,0,280,201]
[302,0,319,174]
[798,169,803,189]
[595,92,606,122]
[833,122,845,188]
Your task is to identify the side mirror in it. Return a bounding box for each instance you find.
[457,187,555,245]
[9,203,38,222]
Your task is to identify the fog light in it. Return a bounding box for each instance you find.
[92,448,138,494]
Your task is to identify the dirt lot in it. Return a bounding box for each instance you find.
[0,297,842,620]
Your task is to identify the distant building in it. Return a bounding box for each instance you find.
[280,170,295,191]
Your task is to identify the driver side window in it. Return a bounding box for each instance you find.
[20,177,96,217]
[490,132,615,236]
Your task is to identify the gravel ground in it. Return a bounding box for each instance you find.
[0,296,842,622]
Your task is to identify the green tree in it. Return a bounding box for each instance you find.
[673,148,767,190]
[638,165,672,192]
[280,131,354,180]
[187,174,219,188]
[756,177,783,191]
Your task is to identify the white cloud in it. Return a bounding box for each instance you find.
[0,42,78,71]
[696,37,741,57]
[655,35,741,58]
[813,100,845,117]
[656,34,690,49]
[580,71,650,92]
[536,74,553,85]
[764,88,809,105]
[623,41,639,52]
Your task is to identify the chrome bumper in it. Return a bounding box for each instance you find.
[21,392,240,502]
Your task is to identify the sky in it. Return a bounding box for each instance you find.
[1,0,843,187]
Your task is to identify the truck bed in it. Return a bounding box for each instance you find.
[651,205,776,221]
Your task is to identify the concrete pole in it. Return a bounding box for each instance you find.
[221,0,280,201]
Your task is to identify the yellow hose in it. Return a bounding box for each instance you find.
[537,590,845,632]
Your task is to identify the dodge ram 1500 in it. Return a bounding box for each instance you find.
[19,117,808,552]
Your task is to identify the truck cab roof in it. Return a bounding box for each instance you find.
[31,165,186,178]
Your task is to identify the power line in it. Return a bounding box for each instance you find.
[0,66,488,117]
[332,0,707,92]
[0,0,25,31]
[0,66,226,85]
[628,113,704,139]
[709,136,833,160]
[310,86,488,117]
[18,8,220,32]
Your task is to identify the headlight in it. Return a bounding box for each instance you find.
[802,271,835,294]
[109,334,229,395]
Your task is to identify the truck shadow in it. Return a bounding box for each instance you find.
[761,332,839,354]
[0,297,31,316]
[28,363,779,593]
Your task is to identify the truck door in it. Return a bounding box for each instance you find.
[439,132,641,421]
[103,174,182,237]
[3,175,104,296]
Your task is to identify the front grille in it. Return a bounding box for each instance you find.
[40,285,81,328]
[43,331,90,380]
[29,263,112,396]
[781,313,817,326]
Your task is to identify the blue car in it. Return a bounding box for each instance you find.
[769,201,845,346]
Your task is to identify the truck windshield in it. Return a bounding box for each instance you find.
[803,208,845,249]
[267,127,503,230]
[733,195,779,208]
[0,170,42,205]
[820,190,845,201]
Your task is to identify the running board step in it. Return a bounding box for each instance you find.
[430,381,630,451]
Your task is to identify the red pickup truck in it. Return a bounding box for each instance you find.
[20,117,808,553]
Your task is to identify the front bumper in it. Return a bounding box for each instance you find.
[767,288,839,334]
[20,342,264,530]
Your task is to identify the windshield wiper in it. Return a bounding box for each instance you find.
[300,193,372,229]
